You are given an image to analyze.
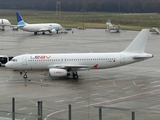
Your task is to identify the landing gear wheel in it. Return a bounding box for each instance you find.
[23,71,27,79]
[42,32,45,35]
[74,74,78,79]
[67,73,71,76]
[34,32,37,35]
[73,72,78,79]
[2,27,5,31]
[23,74,27,79]
[20,71,23,75]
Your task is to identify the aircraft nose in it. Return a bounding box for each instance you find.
[5,62,11,68]
[6,20,11,25]
[5,62,8,67]
[58,25,63,30]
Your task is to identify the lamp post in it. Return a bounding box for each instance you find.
[94,106,130,120]
[80,8,86,30]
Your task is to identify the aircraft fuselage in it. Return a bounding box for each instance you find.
[5,53,152,71]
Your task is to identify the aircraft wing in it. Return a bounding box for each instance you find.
[39,28,57,33]
[48,64,98,70]
[10,25,18,27]
[39,28,50,32]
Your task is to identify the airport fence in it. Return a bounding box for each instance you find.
[0,98,160,120]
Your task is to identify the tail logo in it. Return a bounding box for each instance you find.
[16,12,25,26]
[93,64,98,69]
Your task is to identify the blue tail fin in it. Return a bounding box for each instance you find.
[16,12,25,26]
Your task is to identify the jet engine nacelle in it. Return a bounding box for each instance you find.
[51,29,56,33]
[49,68,67,77]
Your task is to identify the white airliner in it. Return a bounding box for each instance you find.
[0,19,11,31]
[16,12,63,35]
[5,29,153,79]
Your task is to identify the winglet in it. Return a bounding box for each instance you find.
[16,12,25,27]
[93,64,98,69]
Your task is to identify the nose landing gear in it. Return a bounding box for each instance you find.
[23,71,27,79]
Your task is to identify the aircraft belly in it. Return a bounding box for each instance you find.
[30,62,48,70]
[23,25,41,32]
[98,62,118,69]
[29,26,39,32]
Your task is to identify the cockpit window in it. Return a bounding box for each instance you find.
[12,59,17,62]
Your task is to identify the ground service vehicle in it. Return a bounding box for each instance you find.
[0,55,13,67]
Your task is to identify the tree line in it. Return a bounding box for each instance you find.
[0,0,160,13]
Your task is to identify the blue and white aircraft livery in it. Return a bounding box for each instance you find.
[16,12,63,35]
[5,29,153,79]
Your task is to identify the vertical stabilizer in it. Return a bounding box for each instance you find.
[16,12,25,27]
[123,29,149,53]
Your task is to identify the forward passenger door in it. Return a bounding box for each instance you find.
[22,56,27,65]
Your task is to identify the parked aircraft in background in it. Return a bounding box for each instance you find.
[0,19,11,31]
[152,27,160,35]
[105,20,120,33]
[16,12,63,35]
[5,29,153,79]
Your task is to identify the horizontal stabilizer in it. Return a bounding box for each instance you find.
[133,54,153,59]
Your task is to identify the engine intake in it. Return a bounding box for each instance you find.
[51,29,56,33]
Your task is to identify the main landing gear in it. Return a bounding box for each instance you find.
[67,70,79,79]
[0,27,5,31]
[72,72,78,79]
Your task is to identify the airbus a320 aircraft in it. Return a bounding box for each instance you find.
[0,19,11,31]
[5,29,153,79]
[16,12,63,35]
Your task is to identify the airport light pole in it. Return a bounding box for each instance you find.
[69,104,71,120]
[38,101,43,120]
[80,8,86,30]
[94,106,131,120]
[88,86,90,120]
[118,1,121,25]
[12,98,15,120]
